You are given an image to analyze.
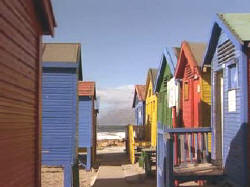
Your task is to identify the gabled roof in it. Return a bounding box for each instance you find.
[42,43,83,80]
[154,47,180,93]
[135,85,146,101]
[145,68,158,97]
[42,43,81,63]
[203,13,250,66]
[175,41,207,79]
[78,81,96,99]
[132,85,146,108]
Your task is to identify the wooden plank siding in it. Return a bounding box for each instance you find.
[42,68,78,164]
[0,0,55,186]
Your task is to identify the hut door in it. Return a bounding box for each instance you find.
[215,71,224,166]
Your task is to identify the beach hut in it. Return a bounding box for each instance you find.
[154,47,179,187]
[174,41,212,162]
[42,43,82,187]
[175,41,210,129]
[132,85,146,126]
[78,81,98,171]
[202,13,250,186]
[145,68,158,147]
[0,1,55,186]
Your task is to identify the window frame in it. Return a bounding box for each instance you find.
[227,59,238,91]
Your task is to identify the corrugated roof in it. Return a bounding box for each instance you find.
[219,13,250,42]
[186,42,207,68]
[135,85,146,101]
[78,81,96,97]
[42,43,81,63]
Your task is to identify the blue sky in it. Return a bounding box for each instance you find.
[44,0,250,89]
[44,0,250,124]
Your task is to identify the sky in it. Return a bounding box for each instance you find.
[44,0,250,125]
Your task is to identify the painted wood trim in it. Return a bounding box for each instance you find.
[35,34,42,187]
[164,127,211,133]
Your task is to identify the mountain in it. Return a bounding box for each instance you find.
[98,108,135,126]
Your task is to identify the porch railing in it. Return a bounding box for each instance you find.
[164,127,212,187]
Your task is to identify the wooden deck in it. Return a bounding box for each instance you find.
[174,163,224,182]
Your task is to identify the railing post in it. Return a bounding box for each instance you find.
[172,107,178,165]
[205,132,209,162]
[165,133,174,187]
[195,133,198,161]
[190,133,193,163]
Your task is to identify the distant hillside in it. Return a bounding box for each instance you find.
[98,108,135,126]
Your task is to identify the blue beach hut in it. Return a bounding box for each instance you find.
[78,81,98,170]
[41,43,82,187]
[202,13,250,186]
[132,85,146,126]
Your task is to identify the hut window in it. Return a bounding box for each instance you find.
[228,64,238,90]
[217,40,235,64]
[184,82,189,100]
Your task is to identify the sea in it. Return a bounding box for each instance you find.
[97,125,126,140]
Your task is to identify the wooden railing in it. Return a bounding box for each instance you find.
[164,127,212,187]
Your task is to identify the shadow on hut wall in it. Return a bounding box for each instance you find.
[224,123,247,186]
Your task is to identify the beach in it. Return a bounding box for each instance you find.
[97,125,126,140]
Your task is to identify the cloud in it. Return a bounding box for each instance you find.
[96,85,135,126]
[97,84,134,112]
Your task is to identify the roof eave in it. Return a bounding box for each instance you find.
[36,0,56,36]
[202,14,245,68]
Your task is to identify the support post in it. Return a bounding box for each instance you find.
[64,164,72,187]
[86,147,92,170]
[129,124,135,164]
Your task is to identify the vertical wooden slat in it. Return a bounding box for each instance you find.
[184,134,187,164]
[195,133,198,161]
[165,134,174,187]
[205,133,209,162]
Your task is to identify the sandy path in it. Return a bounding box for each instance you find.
[93,146,155,187]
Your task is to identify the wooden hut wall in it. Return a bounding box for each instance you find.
[157,59,173,130]
[210,30,246,186]
[42,67,78,165]
[79,96,93,149]
[0,1,55,186]
[78,96,94,170]
[146,76,158,147]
